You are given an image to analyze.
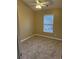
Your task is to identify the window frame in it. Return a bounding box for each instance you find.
[43,14,54,33]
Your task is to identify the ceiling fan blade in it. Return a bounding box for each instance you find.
[39,2,49,7]
[41,2,49,5]
[35,0,40,4]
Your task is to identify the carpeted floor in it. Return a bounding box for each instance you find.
[21,36,62,59]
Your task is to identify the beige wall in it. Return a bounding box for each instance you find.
[17,0,34,40]
[18,0,62,40]
[34,8,62,39]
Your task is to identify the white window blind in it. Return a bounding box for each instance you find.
[43,15,54,33]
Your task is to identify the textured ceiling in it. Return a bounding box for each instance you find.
[21,0,62,11]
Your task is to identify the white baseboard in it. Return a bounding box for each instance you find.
[21,34,61,42]
[34,34,62,40]
[21,35,35,42]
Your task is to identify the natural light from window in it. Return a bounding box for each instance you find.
[43,15,54,33]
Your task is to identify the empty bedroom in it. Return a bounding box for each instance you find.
[17,0,62,59]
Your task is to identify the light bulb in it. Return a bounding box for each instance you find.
[36,5,42,9]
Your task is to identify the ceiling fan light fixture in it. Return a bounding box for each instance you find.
[36,5,42,9]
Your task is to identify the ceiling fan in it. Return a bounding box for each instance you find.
[32,0,50,9]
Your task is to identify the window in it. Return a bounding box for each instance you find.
[43,15,54,33]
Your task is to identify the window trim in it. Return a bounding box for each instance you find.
[43,14,54,33]
[43,15,54,33]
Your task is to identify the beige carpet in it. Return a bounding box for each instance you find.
[21,36,62,59]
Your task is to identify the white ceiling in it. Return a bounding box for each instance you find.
[22,0,62,11]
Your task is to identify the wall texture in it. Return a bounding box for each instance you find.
[17,0,34,40]
[34,8,62,39]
